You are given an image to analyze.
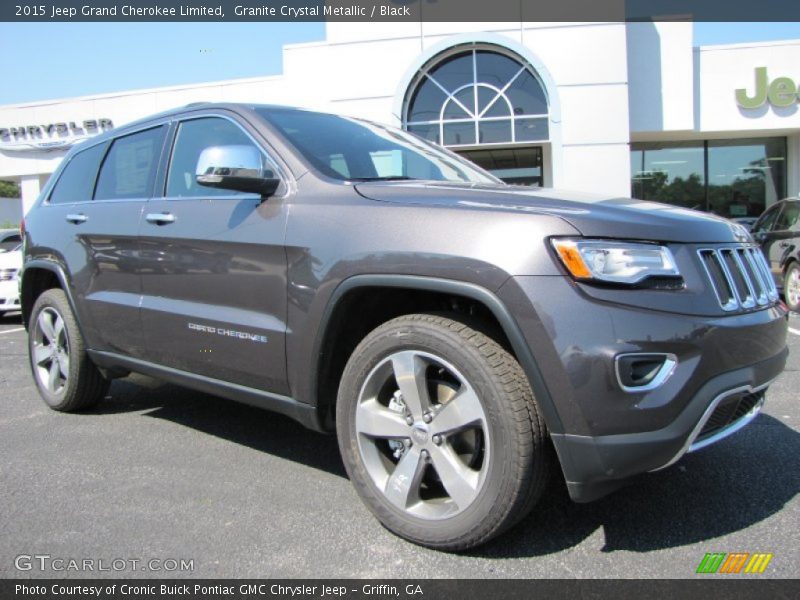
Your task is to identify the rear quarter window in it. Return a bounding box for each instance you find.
[48,142,107,204]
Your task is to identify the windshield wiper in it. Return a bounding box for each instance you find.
[350,176,415,181]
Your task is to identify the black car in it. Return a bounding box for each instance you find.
[752,197,800,312]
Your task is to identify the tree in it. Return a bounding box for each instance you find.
[0,180,20,198]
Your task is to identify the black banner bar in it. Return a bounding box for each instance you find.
[3,580,800,600]
[3,0,800,22]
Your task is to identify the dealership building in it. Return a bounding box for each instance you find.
[1,21,799,220]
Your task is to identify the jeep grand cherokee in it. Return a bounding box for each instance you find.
[20,103,788,550]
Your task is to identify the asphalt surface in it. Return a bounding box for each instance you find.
[0,310,798,579]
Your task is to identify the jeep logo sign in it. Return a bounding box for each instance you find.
[736,67,799,109]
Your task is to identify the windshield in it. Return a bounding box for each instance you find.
[256,108,499,184]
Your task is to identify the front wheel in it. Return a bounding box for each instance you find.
[336,314,549,551]
[785,262,800,313]
[28,289,109,412]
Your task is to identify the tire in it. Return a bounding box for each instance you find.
[336,314,549,551]
[784,262,800,313]
[28,288,109,412]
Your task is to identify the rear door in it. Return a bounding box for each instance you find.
[75,125,167,357]
[139,113,290,394]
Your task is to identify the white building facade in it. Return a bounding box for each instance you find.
[0,21,798,220]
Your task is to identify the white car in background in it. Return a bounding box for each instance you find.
[0,243,22,315]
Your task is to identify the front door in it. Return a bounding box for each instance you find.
[138,115,290,394]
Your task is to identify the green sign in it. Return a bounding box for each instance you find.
[736,67,798,109]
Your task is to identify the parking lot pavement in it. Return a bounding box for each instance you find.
[0,310,798,579]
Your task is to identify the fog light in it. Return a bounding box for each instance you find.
[615,353,677,392]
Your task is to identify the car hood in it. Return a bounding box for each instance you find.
[354,181,750,244]
[0,250,21,269]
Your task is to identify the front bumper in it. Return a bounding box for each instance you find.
[0,279,20,312]
[497,275,789,502]
[552,353,785,502]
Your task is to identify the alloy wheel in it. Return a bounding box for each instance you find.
[787,266,800,309]
[32,307,70,394]
[355,350,490,520]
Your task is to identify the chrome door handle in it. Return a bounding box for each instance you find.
[145,212,176,225]
[65,213,87,224]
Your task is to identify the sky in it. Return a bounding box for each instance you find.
[0,21,799,105]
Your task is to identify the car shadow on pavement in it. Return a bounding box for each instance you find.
[91,377,798,558]
[0,311,22,324]
[97,375,347,478]
[474,414,799,558]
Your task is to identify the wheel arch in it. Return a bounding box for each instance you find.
[311,274,565,435]
[21,260,79,333]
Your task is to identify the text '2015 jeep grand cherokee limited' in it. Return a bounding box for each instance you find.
[20,104,788,550]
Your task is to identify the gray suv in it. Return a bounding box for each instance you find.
[20,104,789,550]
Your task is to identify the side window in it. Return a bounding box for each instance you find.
[775,201,800,232]
[49,143,107,204]
[166,117,265,198]
[94,126,165,200]
[752,204,781,234]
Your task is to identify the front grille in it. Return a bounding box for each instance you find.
[696,391,763,441]
[698,246,778,312]
[0,268,18,281]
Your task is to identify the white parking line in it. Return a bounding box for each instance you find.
[0,327,24,335]
[789,327,800,336]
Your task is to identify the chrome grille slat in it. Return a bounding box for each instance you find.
[742,247,769,305]
[697,245,777,312]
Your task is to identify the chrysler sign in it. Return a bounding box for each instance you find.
[0,118,113,152]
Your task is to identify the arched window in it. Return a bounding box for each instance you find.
[404,46,549,148]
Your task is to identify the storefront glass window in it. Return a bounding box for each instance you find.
[631,138,787,218]
[630,142,705,210]
[707,138,787,218]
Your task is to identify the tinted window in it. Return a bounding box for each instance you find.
[775,201,800,231]
[94,127,164,200]
[49,143,107,204]
[166,117,263,198]
[753,204,783,234]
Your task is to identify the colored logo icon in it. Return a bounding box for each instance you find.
[696,552,773,574]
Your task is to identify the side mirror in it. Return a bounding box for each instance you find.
[196,145,280,197]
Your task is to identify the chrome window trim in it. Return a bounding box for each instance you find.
[51,121,171,206]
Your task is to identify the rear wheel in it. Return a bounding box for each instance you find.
[336,314,549,550]
[28,289,109,412]
[785,262,800,312]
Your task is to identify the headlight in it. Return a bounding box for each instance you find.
[551,238,680,285]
